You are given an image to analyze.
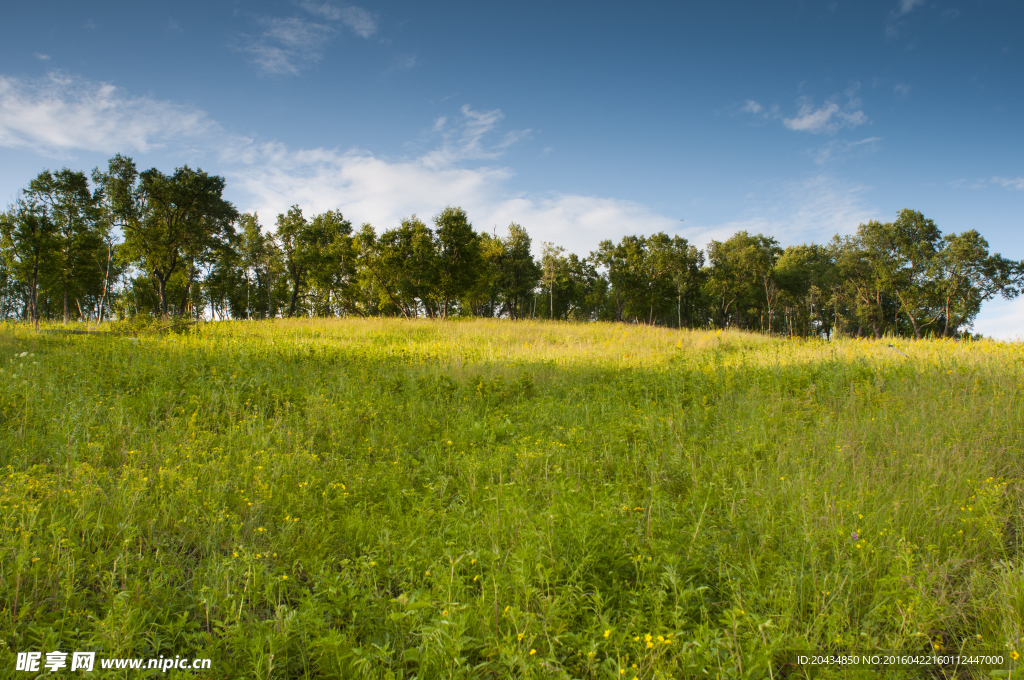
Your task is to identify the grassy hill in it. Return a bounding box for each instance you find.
[1,319,1022,678]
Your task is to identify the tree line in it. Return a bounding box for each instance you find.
[2,155,1021,338]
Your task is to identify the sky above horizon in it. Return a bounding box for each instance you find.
[1,0,1022,336]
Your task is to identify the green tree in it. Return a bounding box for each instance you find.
[433,207,480,319]
[541,241,566,319]
[705,232,780,329]
[235,214,270,319]
[774,243,837,337]
[307,210,357,317]
[594,236,639,322]
[275,206,316,318]
[490,223,541,320]
[97,155,237,320]
[933,230,1022,336]
[24,169,107,323]
[0,198,57,329]
[356,217,440,318]
[854,210,943,338]
[659,235,705,329]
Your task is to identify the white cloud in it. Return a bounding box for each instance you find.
[419,105,531,169]
[244,17,334,75]
[741,91,867,135]
[0,72,879,261]
[228,145,678,257]
[300,2,377,37]
[383,54,418,77]
[814,136,882,164]
[243,5,378,75]
[0,73,213,155]
[225,135,875,257]
[337,7,377,38]
[894,83,910,96]
[897,0,925,14]
[950,177,1024,192]
[690,175,876,248]
[741,100,762,114]
[783,97,867,134]
[972,297,1024,341]
[34,53,50,61]
[991,176,1024,191]
[263,17,332,49]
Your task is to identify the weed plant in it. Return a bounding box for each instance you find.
[0,319,1021,678]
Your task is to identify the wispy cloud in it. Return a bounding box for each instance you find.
[814,136,882,164]
[383,54,417,77]
[420,105,531,168]
[688,175,877,248]
[0,72,213,155]
[886,0,927,38]
[300,2,377,37]
[894,83,910,96]
[784,98,866,134]
[34,53,50,61]
[244,17,334,75]
[950,176,1024,192]
[991,176,1024,191]
[242,4,377,75]
[741,100,763,114]
[896,0,925,15]
[742,89,867,135]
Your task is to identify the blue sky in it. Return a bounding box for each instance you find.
[1,0,1022,335]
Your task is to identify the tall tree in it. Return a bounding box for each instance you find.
[275,206,315,318]
[0,199,57,329]
[24,169,107,323]
[706,232,780,329]
[541,242,566,319]
[594,237,639,322]
[307,210,357,316]
[356,217,440,318]
[933,230,1022,336]
[97,155,237,320]
[855,210,942,338]
[236,213,284,319]
[659,235,705,329]
[774,243,837,337]
[492,223,541,319]
[433,207,480,319]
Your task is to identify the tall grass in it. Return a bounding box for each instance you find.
[1,319,1021,678]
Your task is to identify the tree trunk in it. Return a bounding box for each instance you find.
[30,264,39,331]
[155,272,170,320]
[289,281,300,318]
[179,261,195,317]
[97,245,111,324]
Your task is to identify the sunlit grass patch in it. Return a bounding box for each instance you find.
[1,319,1021,678]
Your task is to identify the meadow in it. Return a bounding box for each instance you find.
[0,319,1021,679]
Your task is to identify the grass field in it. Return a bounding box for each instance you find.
[1,319,1022,679]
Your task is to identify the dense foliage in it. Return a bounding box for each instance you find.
[1,320,1021,678]
[2,157,1022,337]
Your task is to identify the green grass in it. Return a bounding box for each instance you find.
[1,319,1022,679]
